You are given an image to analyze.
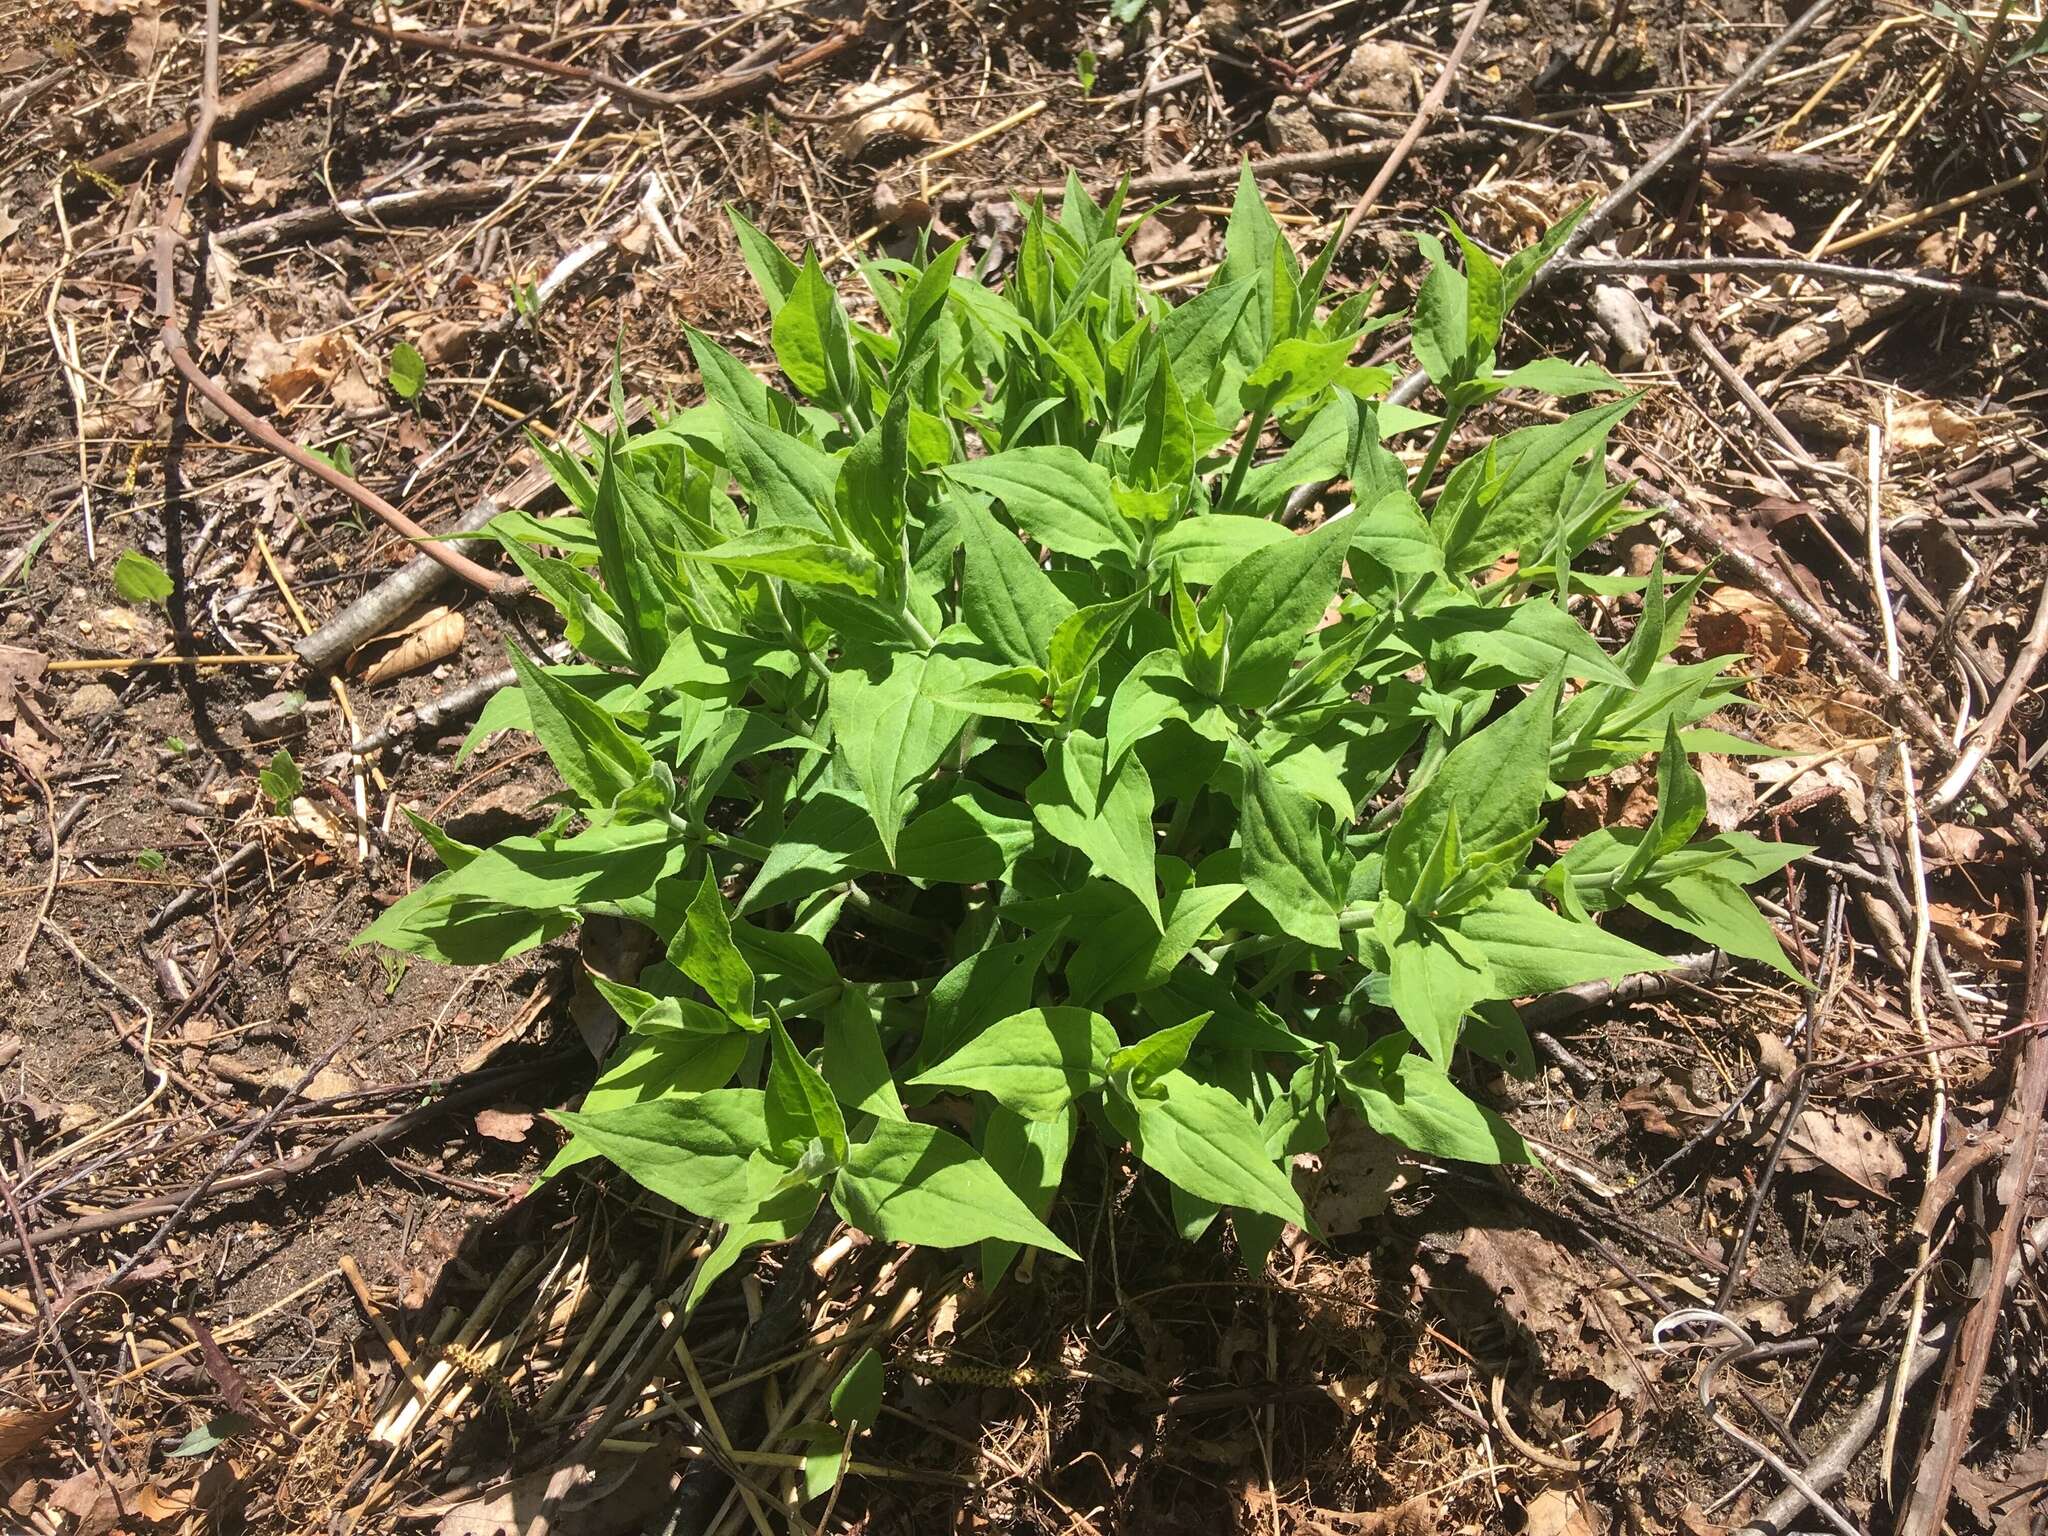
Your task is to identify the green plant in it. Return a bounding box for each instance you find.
[113,549,173,607]
[359,175,1805,1315]
[388,341,427,401]
[259,747,302,813]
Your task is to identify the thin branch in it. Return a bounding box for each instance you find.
[1567,255,2048,315]
[1334,0,1495,249]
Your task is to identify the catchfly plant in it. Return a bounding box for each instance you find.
[360,172,1803,1310]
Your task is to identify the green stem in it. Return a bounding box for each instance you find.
[1217,387,1276,514]
[843,883,943,939]
[896,603,937,651]
[1411,406,1462,495]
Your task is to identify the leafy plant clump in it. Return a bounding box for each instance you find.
[361,172,1805,1303]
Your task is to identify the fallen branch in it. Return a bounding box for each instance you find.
[1568,254,2048,315]
[1333,0,1495,248]
[942,131,1491,203]
[1928,576,2048,810]
[296,500,503,674]
[1897,890,2048,1536]
[214,174,607,250]
[280,0,860,113]
[352,667,512,755]
[81,45,332,180]
[150,1,518,602]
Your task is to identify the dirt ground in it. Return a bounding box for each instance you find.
[2,0,2046,1532]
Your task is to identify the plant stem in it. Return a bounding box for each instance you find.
[1217,386,1276,514]
[843,883,943,939]
[1410,405,1462,494]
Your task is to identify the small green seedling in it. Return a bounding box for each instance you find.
[113,549,173,607]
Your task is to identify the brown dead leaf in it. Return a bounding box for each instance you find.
[0,645,46,725]
[1928,901,2017,968]
[0,1403,70,1468]
[1693,586,1807,676]
[834,78,938,158]
[47,1470,132,1536]
[1697,753,1755,833]
[1303,1111,1398,1237]
[1294,1495,1437,1536]
[416,321,476,366]
[1890,400,1982,457]
[123,3,177,71]
[1620,1076,1723,1141]
[1783,1107,1905,1197]
[475,1107,534,1143]
[1750,749,1870,823]
[1951,1441,2048,1536]
[1524,1486,1599,1536]
[358,608,465,686]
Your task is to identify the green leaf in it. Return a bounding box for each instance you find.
[112,549,173,606]
[831,1347,883,1433]
[766,1016,848,1163]
[1030,732,1161,928]
[821,988,904,1121]
[1048,594,1141,697]
[685,528,882,594]
[505,645,653,808]
[1151,514,1291,585]
[388,341,426,399]
[671,867,758,1028]
[955,498,1076,667]
[835,393,910,562]
[1106,650,1202,777]
[945,447,1134,559]
[1496,358,1624,397]
[830,646,967,861]
[1385,675,1558,911]
[1454,885,1673,994]
[170,1412,255,1459]
[832,1118,1079,1258]
[554,1090,784,1221]
[1235,744,1342,948]
[911,1006,1118,1121]
[1245,335,1354,410]
[772,248,859,408]
[684,1164,818,1313]
[929,666,1052,723]
[1628,873,1801,981]
[1410,255,1468,390]
[1447,219,1503,363]
[1107,1011,1210,1094]
[1337,1046,1529,1164]
[1440,397,1636,573]
[1161,276,1256,397]
[1346,491,1440,574]
[918,931,1060,1070]
[728,206,801,315]
[1201,515,1350,708]
[1383,906,1495,1064]
[258,747,302,813]
[1104,1069,1307,1227]
[1429,596,1634,687]
[720,409,837,533]
[979,1105,1073,1285]
[1067,876,1244,1005]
